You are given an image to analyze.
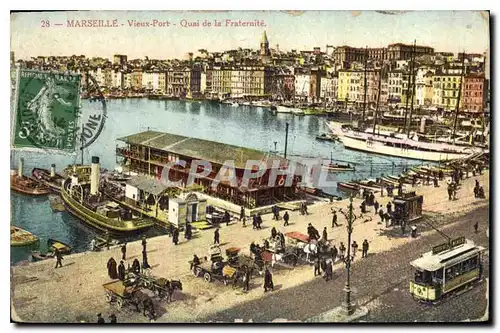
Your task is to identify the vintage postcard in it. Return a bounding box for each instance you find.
[10,10,490,324]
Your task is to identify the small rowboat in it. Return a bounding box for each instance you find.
[47,238,72,254]
[11,226,39,247]
[315,133,338,142]
[321,163,355,172]
[337,182,360,192]
[31,250,54,261]
[49,195,66,212]
[11,173,51,196]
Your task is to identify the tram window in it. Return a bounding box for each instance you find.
[415,270,431,284]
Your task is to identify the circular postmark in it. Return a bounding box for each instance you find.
[14,69,106,152]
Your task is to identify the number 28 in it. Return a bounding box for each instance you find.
[41,20,50,27]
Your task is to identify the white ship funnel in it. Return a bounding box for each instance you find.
[18,157,24,177]
[90,156,100,195]
[50,164,56,177]
[420,117,427,133]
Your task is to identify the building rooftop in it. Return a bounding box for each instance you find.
[127,175,169,196]
[118,130,289,169]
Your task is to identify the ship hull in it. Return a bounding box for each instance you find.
[340,135,472,162]
[60,180,154,234]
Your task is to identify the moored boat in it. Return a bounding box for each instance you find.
[315,133,339,142]
[321,163,355,172]
[32,165,65,193]
[337,182,360,192]
[49,195,66,212]
[47,238,72,254]
[11,226,39,247]
[31,251,54,261]
[60,156,155,234]
[11,172,51,196]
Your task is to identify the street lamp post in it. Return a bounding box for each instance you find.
[339,195,360,316]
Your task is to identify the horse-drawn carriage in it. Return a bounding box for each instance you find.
[127,271,183,303]
[102,280,157,320]
[190,245,262,289]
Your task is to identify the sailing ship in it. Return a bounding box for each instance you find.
[60,156,155,234]
[333,46,484,162]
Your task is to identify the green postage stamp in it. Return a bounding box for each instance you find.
[11,69,81,152]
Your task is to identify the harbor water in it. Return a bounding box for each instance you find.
[10,99,420,264]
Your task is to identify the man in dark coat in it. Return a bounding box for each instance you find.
[214,228,220,244]
[474,221,479,233]
[169,224,174,237]
[362,239,369,258]
[132,259,141,274]
[173,228,179,245]
[303,202,309,215]
[271,227,277,239]
[257,213,263,229]
[105,230,111,250]
[379,209,385,223]
[252,214,258,229]
[314,258,321,276]
[142,250,150,270]
[243,267,251,292]
[54,249,63,268]
[324,261,333,281]
[190,254,201,270]
[118,260,126,281]
[97,313,105,324]
[121,243,127,260]
[283,211,290,226]
[332,210,339,227]
[142,236,147,253]
[107,257,118,279]
[185,223,192,240]
[224,211,230,226]
[386,202,392,214]
[374,201,379,215]
[322,227,328,242]
[264,268,274,292]
[360,201,367,213]
[240,206,245,221]
[331,245,338,262]
[447,183,453,200]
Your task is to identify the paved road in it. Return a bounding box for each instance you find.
[202,206,490,323]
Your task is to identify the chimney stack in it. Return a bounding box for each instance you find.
[90,156,100,195]
[18,157,24,178]
[50,164,56,178]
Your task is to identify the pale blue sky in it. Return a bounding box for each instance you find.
[11,10,489,60]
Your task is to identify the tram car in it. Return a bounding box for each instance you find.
[409,237,486,303]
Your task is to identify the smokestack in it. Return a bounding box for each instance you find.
[50,164,56,178]
[18,157,24,178]
[90,156,100,195]
[420,117,426,133]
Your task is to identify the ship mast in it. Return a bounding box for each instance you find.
[405,40,417,137]
[406,40,417,137]
[372,49,385,135]
[362,46,368,124]
[80,124,84,165]
[452,52,466,145]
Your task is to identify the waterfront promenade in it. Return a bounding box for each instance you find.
[11,171,489,323]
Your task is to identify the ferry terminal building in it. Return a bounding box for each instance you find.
[116,131,303,209]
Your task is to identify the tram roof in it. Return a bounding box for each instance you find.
[118,130,290,169]
[410,239,486,271]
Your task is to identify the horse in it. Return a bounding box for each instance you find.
[155,279,183,303]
